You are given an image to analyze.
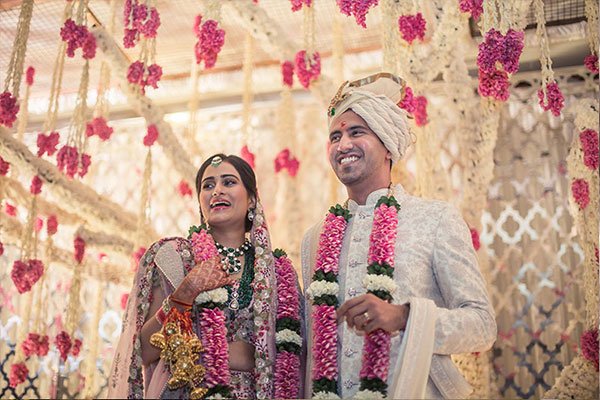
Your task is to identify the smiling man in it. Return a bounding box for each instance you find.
[301,73,497,399]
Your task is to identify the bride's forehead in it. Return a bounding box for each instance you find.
[203,162,240,179]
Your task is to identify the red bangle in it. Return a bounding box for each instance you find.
[155,308,167,325]
[170,296,193,309]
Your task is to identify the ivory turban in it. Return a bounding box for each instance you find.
[327,73,412,164]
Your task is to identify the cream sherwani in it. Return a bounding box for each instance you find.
[301,185,497,399]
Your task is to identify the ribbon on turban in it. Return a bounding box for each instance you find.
[327,73,413,164]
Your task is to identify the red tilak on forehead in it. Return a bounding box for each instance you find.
[340,121,347,128]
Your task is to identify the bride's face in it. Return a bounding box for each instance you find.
[198,162,252,230]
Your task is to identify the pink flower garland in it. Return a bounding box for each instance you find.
[5,202,17,217]
[584,54,599,74]
[295,50,321,89]
[86,117,114,141]
[194,16,225,69]
[274,251,301,399]
[123,0,160,48]
[538,81,564,117]
[336,0,379,28]
[571,178,590,209]
[36,132,60,157]
[398,13,426,44]
[459,0,483,20]
[580,129,599,170]
[359,199,399,395]
[0,91,19,128]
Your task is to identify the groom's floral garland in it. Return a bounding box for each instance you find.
[309,194,400,399]
[273,249,302,399]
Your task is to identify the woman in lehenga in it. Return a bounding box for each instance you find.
[107,154,303,399]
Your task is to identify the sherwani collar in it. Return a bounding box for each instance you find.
[347,184,407,214]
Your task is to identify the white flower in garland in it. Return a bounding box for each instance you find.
[354,389,387,399]
[194,287,228,305]
[312,391,342,399]
[275,329,302,346]
[362,274,398,294]
[307,281,339,299]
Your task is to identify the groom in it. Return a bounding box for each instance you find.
[301,73,496,399]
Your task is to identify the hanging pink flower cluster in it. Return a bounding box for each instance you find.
[477,29,524,101]
[0,242,3,257]
[290,0,312,12]
[11,259,44,294]
[36,131,60,157]
[398,13,426,44]
[30,175,43,195]
[537,81,564,117]
[282,61,294,87]
[34,217,43,233]
[295,50,321,89]
[47,215,58,236]
[5,202,17,217]
[86,117,114,141]
[178,180,193,197]
[55,330,81,362]
[584,54,599,74]
[26,66,35,86]
[580,329,599,371]
[194,15,225,69]
[0,91,19,128]
[127,60,163,93]
[571,178,590,209]
[9,362,28,388]
[336,0,379,28]
[470,227,481,251]
[580,129,599,170]
[74,236,85,263]
[274,148,300,177]
[459,0,483,20]
[60,19,96,59]
[241,145,256,169]
[398,86,415,113]
[0,155,10,175]
[56,145,91,178]
[413,95,428,127]
[21,333,50,357]
[143,124,159,146]
[132,246,147,267]
[123,0,161,48]
[120,293,129,310]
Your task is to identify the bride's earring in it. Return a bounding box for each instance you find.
[247,208,255,222]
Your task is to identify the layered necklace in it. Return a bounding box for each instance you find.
[214,239,252,274]
[308,189,400,399]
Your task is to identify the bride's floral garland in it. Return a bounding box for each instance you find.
[273,249,302,399]
[309,193,400,398]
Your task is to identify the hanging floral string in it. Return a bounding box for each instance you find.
[398,12,427,45]
[545,99,599,398]
[9,175,45,389]
[82,279,105,399]
[459,0,484,20]
[295,2,320,89]
[16,66,35,141]
[1,0,34,129]
[241,33,255,156]
[55,236,86,364]
[583,0,599,73]
[534,0,564,117]
[125,0,162,93]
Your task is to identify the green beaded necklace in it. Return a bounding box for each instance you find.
[226,245,254,311]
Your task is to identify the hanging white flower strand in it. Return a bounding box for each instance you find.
[1,0,34,129]
[534,0,564,117]
[295,1,321,89]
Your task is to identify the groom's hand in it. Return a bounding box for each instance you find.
[336,293,410,334]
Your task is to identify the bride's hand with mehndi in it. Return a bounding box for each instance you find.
[171,255,234,305]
